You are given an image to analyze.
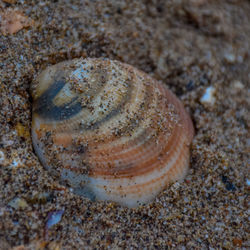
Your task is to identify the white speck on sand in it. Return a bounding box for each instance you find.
[200,86,215,105]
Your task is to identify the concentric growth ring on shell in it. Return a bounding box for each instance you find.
[31,58,194,207]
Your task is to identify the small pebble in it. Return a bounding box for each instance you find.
[224,52,236,64]
[0,150,5,165]
[232,80,244,90]
[246,179,250,186]
[8,197,28,210]
[11,158,22,168]
[46,210,64,229]
[200,86,216,105]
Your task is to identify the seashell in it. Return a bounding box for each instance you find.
[31,58,194,208]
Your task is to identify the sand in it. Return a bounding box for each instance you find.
[0,0,249,249]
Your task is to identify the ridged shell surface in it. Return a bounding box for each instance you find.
[31,58,194,207]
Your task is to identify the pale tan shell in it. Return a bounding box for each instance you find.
[31,58,194,207]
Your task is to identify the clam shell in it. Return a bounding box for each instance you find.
[31,58,194,207]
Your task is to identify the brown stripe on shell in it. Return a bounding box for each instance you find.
[82,81,182,177]
[88,116,182,177]
[97,133,190,196]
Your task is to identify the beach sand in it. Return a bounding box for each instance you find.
[0,0,249,249]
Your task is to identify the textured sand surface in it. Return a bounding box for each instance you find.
[0,0,249,249]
